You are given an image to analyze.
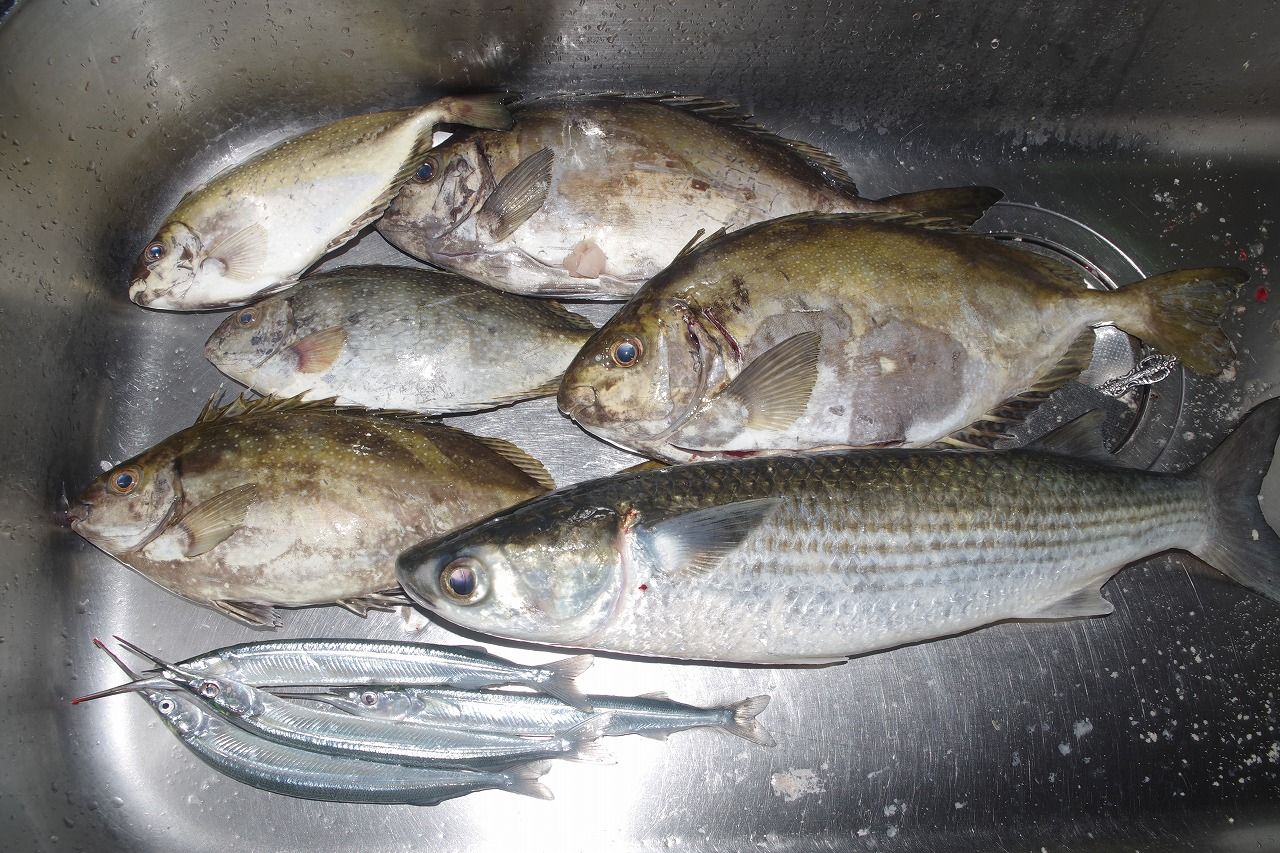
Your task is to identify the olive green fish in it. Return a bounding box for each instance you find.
[129,95,513,311]
[558,212,1245,462]
[204,265,595,414]
[68,395,553,626]
[398,401,1280,663]
[378,94,1001,299]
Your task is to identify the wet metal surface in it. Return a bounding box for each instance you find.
[1,1,1279,850]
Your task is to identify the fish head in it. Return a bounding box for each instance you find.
[397,503,624,644]
[184,673,262,717]
[382,136,491,241]
[331,688,413,720]
[69,452,182,555]
[128,221,207,309]
[142,689,208,737]
[203,297,298,387]
[558,294,707,453]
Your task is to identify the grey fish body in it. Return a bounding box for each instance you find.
[205,266,595,414]
[379,96,1000,299]
[137,689,552,805]
[165,638,595,709]
[317,687,773,745]
[398,401,1280,663]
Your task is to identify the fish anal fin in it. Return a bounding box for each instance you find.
[1025,585,1114,620]
[177,483,260,557]
[647,498,781,577]
[1028,411,1113,463]
[206,223,268,282]
[211,599,281,628]
[289,326,348,374]
[936,328,1096,450]
[476,147,554,242]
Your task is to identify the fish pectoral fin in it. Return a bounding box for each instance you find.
[936,327,1096,450]
[211,599,281,628]
[475,147,554,242]
[176,483,260,557]
[337,589,414,616]
[289,326,348,374]
[1025,585,1115,620]
[648,498,781,577]
[205,223,268,282]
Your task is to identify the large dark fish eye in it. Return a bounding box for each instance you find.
[144,241,166,262]
[157,698,176,714]
[440,557,480,601]
[360,691,378,707]
[414,157,439,183]
[199,680,220,699]
[611,337,642,367]
[237,308,257,328]
[109,466,142,496]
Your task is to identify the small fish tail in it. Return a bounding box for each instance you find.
[503,761,555,801]
[1191,398,1280,603]
[872,186,1004,226]
[717,694,776,747]
[1113,267,1246,375]
[562,712,616,764]
[532,654,595,711]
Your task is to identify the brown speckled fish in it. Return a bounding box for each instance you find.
[67,395,553,627]
[558,212,1245,462]
[377,94,1002,299]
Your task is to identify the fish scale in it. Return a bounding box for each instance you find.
[397,398,1276,664]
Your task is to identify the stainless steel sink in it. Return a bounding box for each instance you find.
[3,1,1278,850]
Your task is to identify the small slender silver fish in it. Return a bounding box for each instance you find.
[204,265,596,414]
[115,638,614,772]
[74,638,595,711]
[74,640,553,806]
[397,400,1280,663]
[301,687,774,746]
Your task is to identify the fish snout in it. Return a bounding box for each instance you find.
[63,502,89,528]
[558,384,598,419]
[127,279,152,306]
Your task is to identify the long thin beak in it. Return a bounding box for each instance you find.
[112,635,201,681]
[70,639,176,704]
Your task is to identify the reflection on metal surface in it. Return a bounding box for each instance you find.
[1,0,1279,850]
[1100,354,1182,398]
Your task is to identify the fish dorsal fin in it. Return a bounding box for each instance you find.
[610,94,861,194]
[476,147,555,242]
[194,392,439,428]
[724,331,821,430]
[176,483,260,557]
[467,433,556,491]
[618,460,672,475]
[289,326,349,374]
[934,328,1096,450]
[205,223,268,282]
[1028,411,1113,463]
[672,226,729,263]
[536,299,598,334]
[1025,584,1114,619]
[647,498,780,577]
[638,690,671,700]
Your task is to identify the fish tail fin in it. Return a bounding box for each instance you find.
[1111,267,1246,375]
[425,93,515,131]
[873,186,1004,226]
[1190,398,1280,603]
[504,761,555,800]
[562,712,616,764]
[533,654,595,711]
[716,694,776,747]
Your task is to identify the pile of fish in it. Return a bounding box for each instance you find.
[74,637,772,806]
[64,87,1280,805]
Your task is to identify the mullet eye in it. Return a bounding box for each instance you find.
[440,557,481,601]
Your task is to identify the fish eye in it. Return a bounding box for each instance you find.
[611,338,642,367]
[237,308,257,328]
[440,556,482,602]
[157,698,176,713]
[360,691,378,707]
[108,466,142,495]
[144,242,166,262]
[414,157,439,182]
[199,680,220,699]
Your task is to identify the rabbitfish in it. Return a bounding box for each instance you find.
[558,212,1245,462]
[377,95,1001,298]
[129,95,512,310]
[204,265,595,414]
[398,401,1280,663]
[67,395,553,626]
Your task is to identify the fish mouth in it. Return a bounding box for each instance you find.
[62,502,90,528]
[558,384,598,421]
[127,279,152,305]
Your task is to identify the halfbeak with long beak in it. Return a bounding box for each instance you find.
[70,638,179,704]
